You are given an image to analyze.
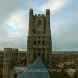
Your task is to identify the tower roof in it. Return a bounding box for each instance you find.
[19,57,50,78]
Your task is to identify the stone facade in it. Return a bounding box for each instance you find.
[0,48,18,78]
[27,9,52,64]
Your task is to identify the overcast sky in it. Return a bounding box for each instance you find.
[0,0,77,51]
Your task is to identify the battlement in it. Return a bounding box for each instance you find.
[34,14,45,17]
[29,9,50,17]
[4,48,18,52]
[0,48,27,52]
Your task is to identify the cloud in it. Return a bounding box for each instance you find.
[0,0,19,24]
[0,10,28,48]
[40,0,68,14]
[5,10,28,37]
[0,0,20,48]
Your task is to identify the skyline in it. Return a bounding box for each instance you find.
[0,0,77,51]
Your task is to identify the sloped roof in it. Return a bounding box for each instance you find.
[19,57,50,78]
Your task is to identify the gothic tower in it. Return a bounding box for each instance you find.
[27,9,52,64]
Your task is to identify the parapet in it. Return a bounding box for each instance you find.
[29,8,50,17]
[34,14,45,17]
[4,48,18,52]
[46,9,50,16]
[0,48,27,53]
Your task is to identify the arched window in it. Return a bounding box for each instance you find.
[32,29,36,34]
[37,20,42,26]
[42,40,45,45]
[34,41,36,45]
[38,40,40,44]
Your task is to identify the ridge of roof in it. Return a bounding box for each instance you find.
[19,57,50,78]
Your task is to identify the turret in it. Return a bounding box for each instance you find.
[46,9,50,16]
[29,9,33,16]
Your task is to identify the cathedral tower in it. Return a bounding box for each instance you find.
[27,9,52,64]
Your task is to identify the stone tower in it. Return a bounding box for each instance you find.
[27,9,52,64]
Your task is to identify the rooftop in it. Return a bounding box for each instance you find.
[19,57,50,78]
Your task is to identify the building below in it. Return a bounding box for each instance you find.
[0,48,78,78]
[0,48,27,78]
[19,57,50,78]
